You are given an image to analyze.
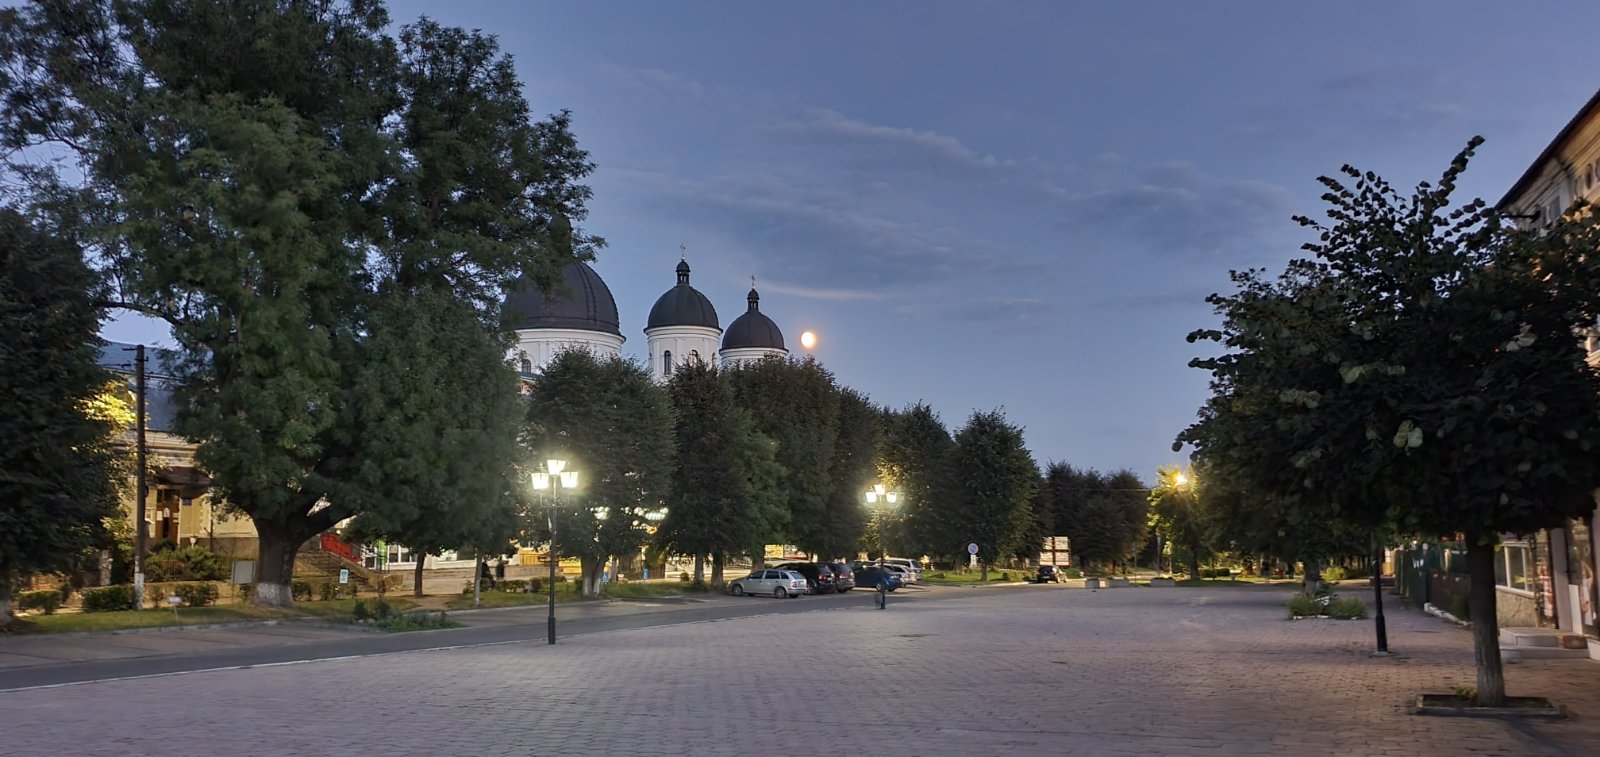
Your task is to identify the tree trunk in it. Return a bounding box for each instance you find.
[980,561,989,581]
[0,566,14,627]
[413,553,426,598]
[251,522,305,608]
[1466,538,1506,706]
[473,555,483,608]
[1188,549,1201,581]
[712,552,725,588]
[580,556,604,597]
[692,554,705,584]
[98,549,112,586]
[1302,557,1322,595]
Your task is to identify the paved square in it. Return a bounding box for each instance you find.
[5,586,1597,756]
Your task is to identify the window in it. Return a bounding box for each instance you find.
[690,349,700,365]
[1495,541,1530,592]
[519,357,532,374]
[663,350,673,377]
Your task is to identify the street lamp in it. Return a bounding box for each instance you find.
[644,509,667,581]
[532,459,579,646]
[864,483,902,565]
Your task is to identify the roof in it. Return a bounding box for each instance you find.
[503,261,622,336]
[722,288,786,350]
[97,341,181,433]
[1496,88,1600,210]
[646,259,720,330]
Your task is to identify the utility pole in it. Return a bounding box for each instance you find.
[134,344,148,611]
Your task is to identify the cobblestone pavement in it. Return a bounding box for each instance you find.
[4,585,1597,756]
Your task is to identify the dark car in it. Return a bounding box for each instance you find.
[1035,565,1063,584]
[828,562,856,592]
[851,563,903,591]
[776,562,836,594]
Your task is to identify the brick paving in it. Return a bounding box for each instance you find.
[3,585,1597,756]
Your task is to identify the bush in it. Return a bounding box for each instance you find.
[143,546,229,582]
[1198,567,1233,579]
[679,571,690,583]
[373,599,393,619]
[1327,596,1367,619]
[526,579,543,595]
[318,582,337,601]
[1063,567,1083,579]
[374,611,459,632]
[501,579,529,593]
[1000,572,1011,581]
[82,585,138,612]
[352,600,369,622]
[291,580,314,601]
[1449,594,1470,621]
[1322,566,1346,581]
[1286,593,1320,618]
[686,578,710,593]
[17,589,63,615]
[172,582,219,607]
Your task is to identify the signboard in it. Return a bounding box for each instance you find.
[967,542,979,555]
[338,569,350,585]
[231,559,256,585]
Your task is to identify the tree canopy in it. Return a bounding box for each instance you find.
[949,409,1039,577]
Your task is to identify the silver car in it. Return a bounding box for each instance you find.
[728,569,807,599]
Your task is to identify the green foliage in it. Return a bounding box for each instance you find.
[1326,596,1366,619]
[950,410,1040,567]
[291,581,314,602]
[729,357,842,555]
[17,589,62,615]
[1449,594,1471,622]
[824,388,879,559]
[172,582,219,608]
[657,360,753,561]
[1063,567,1083,579]
[1036,464,1149,570]
[144,547,229,583]
[82,585,138,613]
[318,582,337,601]
[1286,593,1320,618]
[1148,466,1213,579]
[352,600,370,622]
[878,403,957,560]
[373,611,458,632]
[0,2,601,606]
[0,211,121,622]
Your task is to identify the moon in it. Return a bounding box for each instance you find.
[800,331,817,350]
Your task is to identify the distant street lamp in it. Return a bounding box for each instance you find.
[532,459,579,646]
[864,483,902,564]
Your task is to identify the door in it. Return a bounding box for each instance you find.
[1567,518,1598,638]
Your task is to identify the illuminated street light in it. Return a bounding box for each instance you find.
[533,463,579,645]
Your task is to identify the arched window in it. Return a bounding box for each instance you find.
[520,357,533,375]
[690,349,700,365]
[663,350,674,377]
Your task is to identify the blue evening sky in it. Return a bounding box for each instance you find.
[101,1,1600,479]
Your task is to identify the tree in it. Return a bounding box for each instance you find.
[657,360,751,584]
[737,423,788,567]
[1148,465,1209,580]
[0,210,120,625]
[525,349,673,596]
[728,356,841,555]
[950,410,1039,579]
[878,402,956,562]
[0,2,602,606]
[336,290,525,598]
[1179,139,1600,705]
[822,388,878,560]
[1036,464,1149,573]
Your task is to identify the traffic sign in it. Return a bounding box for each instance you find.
[339,569,350,585]
[967,542,979,555]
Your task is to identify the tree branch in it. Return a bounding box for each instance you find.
[95,299,187,329]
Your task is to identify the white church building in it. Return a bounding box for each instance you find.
[503,255,789,379]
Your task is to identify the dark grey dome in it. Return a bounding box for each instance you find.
[722,288,785,350]
[504,261,621,336]
[646,259,719,329]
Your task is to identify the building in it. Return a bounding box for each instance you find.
[1496,88,1600,658]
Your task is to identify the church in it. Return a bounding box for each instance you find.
[502,255,791,379]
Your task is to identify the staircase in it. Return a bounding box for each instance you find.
[1499,627,1591,661]
[296,544,378,587]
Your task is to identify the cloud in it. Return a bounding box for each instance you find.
[1055,161,1299,257]
[772,108,1012,173]
[599,63,705,98]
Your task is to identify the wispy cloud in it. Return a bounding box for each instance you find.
[772,108,1010,172]
[599,63,705,98]
[1055,161,1298,257]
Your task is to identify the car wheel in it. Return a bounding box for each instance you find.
[731,584,745,596]
[775,587,788,599]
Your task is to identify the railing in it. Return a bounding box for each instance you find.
[319,532,360,562]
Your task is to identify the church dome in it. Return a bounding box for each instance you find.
[504,261,621,336]
[722,287,786,350]
[646,259,719,330]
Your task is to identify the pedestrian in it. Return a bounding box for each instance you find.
[495,558,507,582]
[479,560,494,589]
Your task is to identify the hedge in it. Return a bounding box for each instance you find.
[82,585,138,612]
[171,582,219,607]
[143,546,229,582]
[17,589,63,615]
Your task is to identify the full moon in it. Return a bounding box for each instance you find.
[800,331,817,350]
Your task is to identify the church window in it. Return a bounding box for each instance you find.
[520,357,533,375]
[663,350,674,377]
[690,349,700,365]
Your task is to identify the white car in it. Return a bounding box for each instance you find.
[728,569,807,599]
[883,559,922,584]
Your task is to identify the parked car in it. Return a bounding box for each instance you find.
[1035,565,1063,584]
[850,563,903,591]
[882,558,922,584]
[729,569,807,599]
[776,562,836,594]
[828,562,856,592]
[881,564,915,586]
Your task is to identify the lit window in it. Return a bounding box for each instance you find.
[663,350,673,377]
[1495,541,1530,592]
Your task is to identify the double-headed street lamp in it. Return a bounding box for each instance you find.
[532,459,579,646]
[864,483,902,566]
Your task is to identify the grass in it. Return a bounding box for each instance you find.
[600,582,695,599]
[919,571,1032,585]
[6,596,416,634]
[443,581,695,609]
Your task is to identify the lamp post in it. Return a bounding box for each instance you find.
[644,509,667,581]
[864,483,902,567]
[532,459,579,646]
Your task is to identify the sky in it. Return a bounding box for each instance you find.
[100,0,1600,479]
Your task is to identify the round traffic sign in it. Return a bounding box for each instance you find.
[967,542,979,555]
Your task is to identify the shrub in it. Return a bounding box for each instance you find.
[1198,567,1234,579]
[374,611,459,632]
[17,589,63,615]
[238,583,253,601]
[82,585,137,612]
[526,579,543,595]
[318,582,336,601]
[1286,593,1320,618]
[1327,596,1367,619]
[679,571,690,583]
[686,578,710,593]
[143,546,230,582]
[352,600,369,621]
[291,580,314,601]
[501,579,529,593]
[1063,567,1083,579]
[1322,566,1347,582]
[373,599,393,619]
[1449,595,1470,621]
[172,582,219,607]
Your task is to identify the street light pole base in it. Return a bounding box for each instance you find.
[547,616,556,645]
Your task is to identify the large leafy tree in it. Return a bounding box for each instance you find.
[0,1,600,606]
[950,409,1039,578]
[878,402,956,561]
[822,388,877,560]
[1036,463,1148,573]
[657,360,751,584]
[525,349,673,596]
[1148,465,1210,580]
[728,356,840,554]
[1180,139,1600,705]
[0,210,121,625]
